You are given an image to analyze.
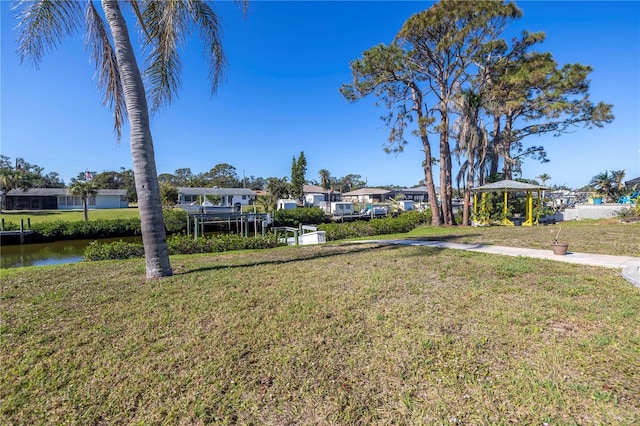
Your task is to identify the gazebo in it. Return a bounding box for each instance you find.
[471,179,546,226]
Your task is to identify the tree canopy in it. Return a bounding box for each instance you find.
[342,0,613,226]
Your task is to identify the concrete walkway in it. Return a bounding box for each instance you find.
[360,239,640,288]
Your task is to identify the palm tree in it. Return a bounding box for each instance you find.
[255,194,277,214]
[589,171,613,201]
[318,169,331,190]
[68,180,98,222]
[536,173,551,187]
[453,89,488,225]
[318,169,332,211]
[610,170,626,198]
[14,1,241,278]
[536,173,551,199]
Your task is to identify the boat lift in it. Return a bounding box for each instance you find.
[187,211,272,239]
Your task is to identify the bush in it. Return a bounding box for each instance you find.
[31,219,142,242]
[273,208,327,227]
[163,208,188,234]
[318,210,432,241]
[18,210,186,243]
[83,234,284,261]
[84,240,145,261]
[168,234,283,254]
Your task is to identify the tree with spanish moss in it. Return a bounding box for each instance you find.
[343,0,521,225]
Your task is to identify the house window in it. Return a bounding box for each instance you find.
[242,195,247,200]
[88,196,96,206]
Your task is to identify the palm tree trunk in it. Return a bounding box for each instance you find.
[102,0,172,278]
[83,198,88,222]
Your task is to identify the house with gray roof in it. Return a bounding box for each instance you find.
[176,187,256,208]
[390,186,435,203]
[4,188,128,210]
[341,187,391,203]
[302,184,342,207]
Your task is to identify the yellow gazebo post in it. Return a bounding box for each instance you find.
[522,189,543,226]
[473,192,489,226]
[473,192,478,224]
[502,191,514,226]
[523,191,533,226]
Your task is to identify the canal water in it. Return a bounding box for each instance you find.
[1,236,142,269]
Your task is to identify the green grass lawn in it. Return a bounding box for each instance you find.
[0,208,140,225]
[2,221,639,424]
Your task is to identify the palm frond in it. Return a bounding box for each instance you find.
[189,0,228,96]
[142,0,190,112]
[13,0,83,67]
[86,1,127,139]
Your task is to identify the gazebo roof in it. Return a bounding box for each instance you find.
[472,179,546,193]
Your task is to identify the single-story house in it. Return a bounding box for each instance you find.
[3,188,128,210]
[390,186,433,203]
[302,184,341,207]
[341,187,391,204]
[177,187,256,207]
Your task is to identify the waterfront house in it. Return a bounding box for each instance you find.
[3,188,128,210]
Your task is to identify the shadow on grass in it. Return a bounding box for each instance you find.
[180,242,411,276]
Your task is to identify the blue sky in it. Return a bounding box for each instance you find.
[2,1,639,189]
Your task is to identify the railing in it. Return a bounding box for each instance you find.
[272,224,325,246]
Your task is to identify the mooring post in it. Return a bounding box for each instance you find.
[27,218,31,228]
[20,219,24,244]
[1,218,4,231]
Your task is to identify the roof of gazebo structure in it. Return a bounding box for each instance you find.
[472,179,546,193]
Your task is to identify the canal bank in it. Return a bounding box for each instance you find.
[0,236,143,269]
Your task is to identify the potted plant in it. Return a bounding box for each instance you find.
[551,227,569,255]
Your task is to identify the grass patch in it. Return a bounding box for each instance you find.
[1,240,639,424]
[1,208,140,225]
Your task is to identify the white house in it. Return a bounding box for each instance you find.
[341,187,391,204]
[302,184,341,207]
[4,188,128,210]
[177,187,256,208]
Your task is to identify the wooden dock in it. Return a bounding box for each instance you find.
[0,230,35,244]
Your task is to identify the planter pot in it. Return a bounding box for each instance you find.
[551,242,569,255]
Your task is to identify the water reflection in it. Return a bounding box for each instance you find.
[0,236,142,268]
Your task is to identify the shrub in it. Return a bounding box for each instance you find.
[84,234,284,261]
[0,220,20,231]
[163,208,188,234]
[318,210,432,241]
[23,210,185,243]
[84,240,145,261]
[168,234,282,254]
[273,208,326,227]
[31,219,142,242]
